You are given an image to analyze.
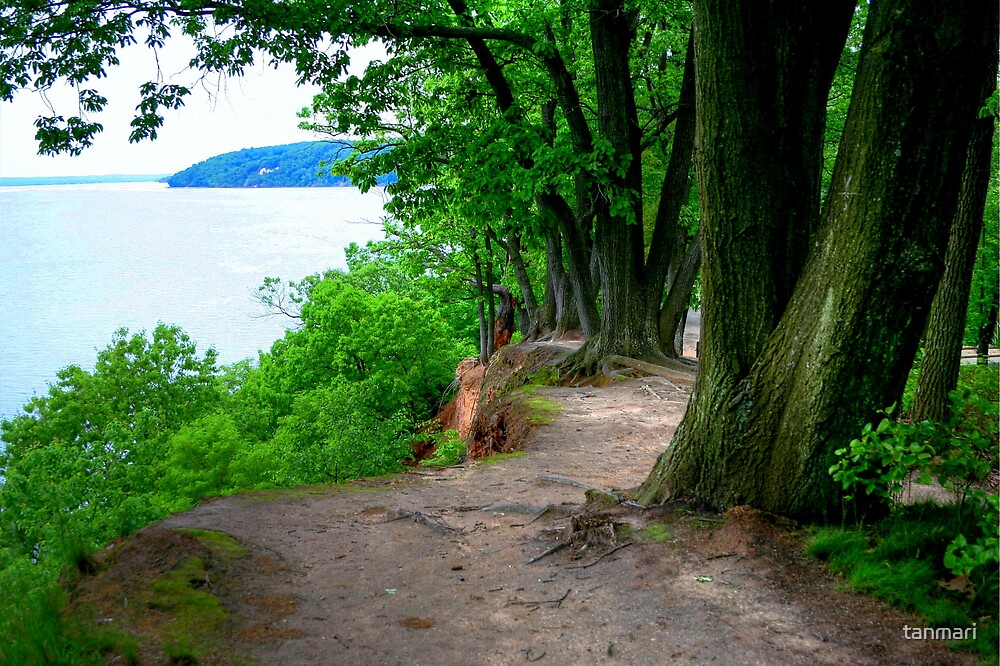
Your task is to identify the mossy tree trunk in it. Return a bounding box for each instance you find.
[567,17,698,371]
[912,116,995,423]
[638,0,998,519]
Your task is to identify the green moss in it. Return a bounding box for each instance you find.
[171,529,248,563]
[617,523,674,543]
[522,395,562,425]
[637,523,674,543]
[526,365,561,387]
[476,451,528,466]
[144,555,230,661]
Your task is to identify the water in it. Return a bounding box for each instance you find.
[0,182,387,420]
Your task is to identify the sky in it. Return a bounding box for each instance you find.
[0,38,379,178]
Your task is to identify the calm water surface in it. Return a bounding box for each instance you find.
[0,182,387,419]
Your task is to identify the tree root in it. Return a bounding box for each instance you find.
[534,474,598,491]
[601,355,694,386]
[526,541,570,564]
[526,512,628,564]
[383,509,462,535]
[480,503,573,523]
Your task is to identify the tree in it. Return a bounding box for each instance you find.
[638,0,999,518]
[0,325,221,558]
[912,115,996,423]
[7,0,995,521]
[2,0,701,369]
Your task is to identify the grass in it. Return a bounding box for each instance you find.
[808,502,998,663]
[620,522,675,543]
[138,552,244,664]
[522,393,563,426]
[172,529,249,563]
[476,451,528,466]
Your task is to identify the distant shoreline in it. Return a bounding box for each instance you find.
[0,174,170,187]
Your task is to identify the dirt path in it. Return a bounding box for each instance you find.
[148,360,968,665]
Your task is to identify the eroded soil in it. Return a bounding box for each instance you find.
[81,317,974,665]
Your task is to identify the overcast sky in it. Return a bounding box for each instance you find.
[0,39,378,178]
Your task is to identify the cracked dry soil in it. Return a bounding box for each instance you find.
[137,368,972,665]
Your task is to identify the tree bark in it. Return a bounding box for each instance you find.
[639,0,997,519]
[490,230,541,339]
[484,230,497,358]
[581,0,662,365]
[472,246,489,365]
[912,114,995,422]
[545,229,580,335]
[659,235,701,357]
[646,29,697,353]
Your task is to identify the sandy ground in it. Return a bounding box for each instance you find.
[93,312,971,665]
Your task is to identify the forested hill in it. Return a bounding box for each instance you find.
[166,141,396,188]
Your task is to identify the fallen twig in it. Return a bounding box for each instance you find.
[526,541,570,564]
[510,589,572,607]
[566,542,633,569]
[480,503,546,514]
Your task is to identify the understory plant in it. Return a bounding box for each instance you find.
[822,371,999,661]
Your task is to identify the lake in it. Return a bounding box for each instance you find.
[0,182,387,420]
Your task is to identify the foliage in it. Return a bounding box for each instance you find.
[166,141,397,188]
[826,375,999,659]
[155,412,270,513]
[270,380,415,483]
[0,324,221,562]
[808,504,999,663]
[0,251,474,659]
[418,428,466,468]
[833,371,998,515]
[829,403,936,509]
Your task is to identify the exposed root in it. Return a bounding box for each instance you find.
[534,474,599,491]
[567,542,633,569]
[383,509,462,535]
[525,504,632,565]
[480,503,574,522]
[601,355,694,386]
[526,541,570,564]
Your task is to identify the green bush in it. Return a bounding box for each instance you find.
[823,374,999,662]
[0,262,475,661]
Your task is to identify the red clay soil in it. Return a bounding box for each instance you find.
[75,323,976,665]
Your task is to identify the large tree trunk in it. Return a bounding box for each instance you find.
[911,115,995,422]
[579,0,663,366]
[491,230,541,338]
[638,0,997,519]
[646,29,697,358]
[544,229,580,336]
[659,235,701,357]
